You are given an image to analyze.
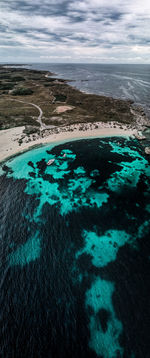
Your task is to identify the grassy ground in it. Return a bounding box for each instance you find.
[0,65,137,131]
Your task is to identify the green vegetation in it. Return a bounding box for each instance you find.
[0,82,15,90]
[45,78,56,82]
[0,116,40,130]
[23,125,40,136]
[44,83,56,87]
[11,76,25,82]
[12,87,34,96]
[0,74,11,79]
[0,64,141,132]
[55,94,67,102]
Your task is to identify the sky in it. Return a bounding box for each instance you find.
[0,0,150,63]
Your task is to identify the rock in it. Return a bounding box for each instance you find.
[145,147,150,155]
[135,134,146,140]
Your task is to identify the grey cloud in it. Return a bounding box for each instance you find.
[0,0,149,63]
[2,0,71,17]
[0,40,23,47]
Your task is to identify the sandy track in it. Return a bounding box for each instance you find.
[9,98,45,129]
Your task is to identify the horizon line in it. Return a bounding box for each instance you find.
[0,62,150,65]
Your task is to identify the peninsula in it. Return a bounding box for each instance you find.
[0,65,149,163]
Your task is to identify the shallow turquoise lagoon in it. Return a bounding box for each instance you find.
[0,137,150,358]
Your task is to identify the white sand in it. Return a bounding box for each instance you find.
[54,105,75,114]
[0,122,137,163]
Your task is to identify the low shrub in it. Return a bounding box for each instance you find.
[0,83,14,90]
[55,94,67,102]
[12,87,33,96]
[11,76,25,82]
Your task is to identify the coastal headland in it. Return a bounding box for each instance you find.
[0,65,149,162]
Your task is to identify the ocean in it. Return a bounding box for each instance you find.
[27,63,150,120]
[0,136,150,358]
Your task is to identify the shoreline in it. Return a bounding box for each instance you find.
[0,64,149,164]
[0,121,137,164]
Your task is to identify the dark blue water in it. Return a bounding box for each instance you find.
[28,63,150,119]
[0,137,150,358]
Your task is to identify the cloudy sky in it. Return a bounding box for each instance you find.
[0,0,150,63]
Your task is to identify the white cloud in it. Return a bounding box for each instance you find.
[0,0,149,63]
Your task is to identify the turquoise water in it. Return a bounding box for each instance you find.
[86,277,123,358]
[0,137,150,358]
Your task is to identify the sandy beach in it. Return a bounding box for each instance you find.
[1,65,148,164]
[0,121,137,164]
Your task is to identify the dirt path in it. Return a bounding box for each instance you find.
[9,98,46,129]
